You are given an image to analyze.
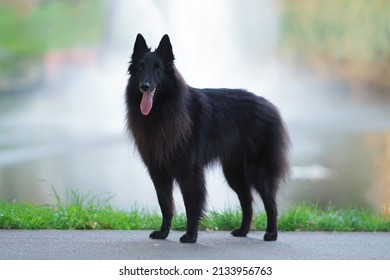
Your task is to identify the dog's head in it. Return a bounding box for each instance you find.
[128,34,175,116]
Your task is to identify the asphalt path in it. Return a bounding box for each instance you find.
[0,230,389,260]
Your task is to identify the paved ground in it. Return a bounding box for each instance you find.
[0,230,389,260]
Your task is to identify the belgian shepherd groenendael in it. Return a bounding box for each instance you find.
[125,34,289,243]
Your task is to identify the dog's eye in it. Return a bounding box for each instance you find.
[154,66,161,73]
[139,65,144,71]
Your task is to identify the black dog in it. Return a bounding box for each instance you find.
[125,34,289,243]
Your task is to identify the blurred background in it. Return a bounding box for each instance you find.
[0,0,389,214]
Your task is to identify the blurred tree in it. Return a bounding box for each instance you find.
[280,0,390,94]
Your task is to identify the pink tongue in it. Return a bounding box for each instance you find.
[140,91,154,116]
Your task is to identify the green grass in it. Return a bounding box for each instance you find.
[0,190,389,231]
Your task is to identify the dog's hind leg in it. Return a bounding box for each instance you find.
[222,164,253,237]
[257,185,278,241]
[177,166,206,243]
[148,167,174,240]
[252,169,278,241]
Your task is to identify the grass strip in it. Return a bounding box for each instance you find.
[0,193,389,231]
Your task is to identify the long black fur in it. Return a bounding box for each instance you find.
[125,34,289,243]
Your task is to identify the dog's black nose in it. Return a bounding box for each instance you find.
[139,82,150,92]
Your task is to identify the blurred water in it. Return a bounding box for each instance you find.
[0,0,389,213]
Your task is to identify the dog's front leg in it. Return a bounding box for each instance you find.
[148,167,174,239]
[176,165,206,243]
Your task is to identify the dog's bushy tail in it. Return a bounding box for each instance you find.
[267,115,290,196]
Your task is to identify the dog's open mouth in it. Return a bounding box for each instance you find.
[140,88,156,116]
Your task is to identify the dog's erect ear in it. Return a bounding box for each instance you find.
[132,34,149,59]
[156,34,174,62]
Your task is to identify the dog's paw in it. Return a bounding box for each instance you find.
[179,233,197,243]
[263,231,277,241]
[231,228,248,237]
[149,230,169,239]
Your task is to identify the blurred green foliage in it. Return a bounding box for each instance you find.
[280,0,390,92]
[0,0,104,56]
[0,0,104,75]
